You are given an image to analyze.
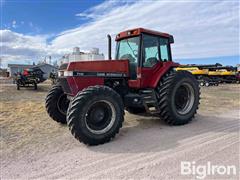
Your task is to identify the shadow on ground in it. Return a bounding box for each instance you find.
[86,113,239,154]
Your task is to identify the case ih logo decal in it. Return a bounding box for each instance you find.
[73,71,127,77]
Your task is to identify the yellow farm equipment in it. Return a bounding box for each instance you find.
[176,63,239,86]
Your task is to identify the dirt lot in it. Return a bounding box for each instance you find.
[1,82,239,179]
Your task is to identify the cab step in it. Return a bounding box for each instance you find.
[140,89,160,114]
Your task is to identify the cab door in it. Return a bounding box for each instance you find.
[139,34,172,88]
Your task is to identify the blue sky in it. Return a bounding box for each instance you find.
[0,0,239,67]
[1,0,102,35]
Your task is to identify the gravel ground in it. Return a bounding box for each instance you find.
[1,82,239,179]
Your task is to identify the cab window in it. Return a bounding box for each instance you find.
[116,36,139,80]
[142,35,159,67]
[116,36,139,63]
[159,38,170,61]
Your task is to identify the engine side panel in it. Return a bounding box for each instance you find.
[67,60,129,75]
[59,60,130,96]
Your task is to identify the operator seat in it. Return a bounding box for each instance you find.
[144,57,158,67]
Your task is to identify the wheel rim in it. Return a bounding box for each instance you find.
[57,94,69,115]
[174,83,195,115]
[85,100,116,135]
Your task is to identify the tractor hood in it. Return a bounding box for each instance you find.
[62,60,130,78]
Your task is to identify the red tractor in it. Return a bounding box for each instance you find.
[46,28,200,145]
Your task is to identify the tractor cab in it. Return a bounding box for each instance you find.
[115,28,174,70]
[113,28,177,88]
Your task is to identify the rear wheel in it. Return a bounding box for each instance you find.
[67,86,124,145]
[34,82,37,90]
[16,79,21,90]
[45,85,69,124]
[157,70,200,125]
[17,83,20,90]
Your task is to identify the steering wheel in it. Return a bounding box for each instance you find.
[133,50,138,57]
[120,54,136,62]
[148,58,158,65]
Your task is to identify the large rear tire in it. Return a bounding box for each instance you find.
[157,70,200,125]
[67,86,124,145]
[45,85,69,124]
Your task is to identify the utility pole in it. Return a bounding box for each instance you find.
[0,57,2,69]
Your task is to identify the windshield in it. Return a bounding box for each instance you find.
[116,36,139,63]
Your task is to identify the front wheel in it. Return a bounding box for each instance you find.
[157,70,200,125]
[67,86,124,145]
[45,85,69,124]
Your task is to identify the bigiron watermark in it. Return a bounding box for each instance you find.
[180,161,237,179]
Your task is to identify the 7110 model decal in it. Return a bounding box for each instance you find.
[73,71,127,77]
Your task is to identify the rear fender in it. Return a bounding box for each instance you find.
[150,61,179,88]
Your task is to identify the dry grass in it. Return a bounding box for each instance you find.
[0,83,78,162]
[199,84,240,115]
[0,82,239,162]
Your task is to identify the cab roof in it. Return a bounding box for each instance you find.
[115,28,173,41]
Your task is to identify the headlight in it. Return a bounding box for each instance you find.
[58,71,64,77]
[63,71,73,77]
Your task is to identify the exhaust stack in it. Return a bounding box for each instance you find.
[107,34,112,60]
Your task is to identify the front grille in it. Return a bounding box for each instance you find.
[59,78,71,94]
